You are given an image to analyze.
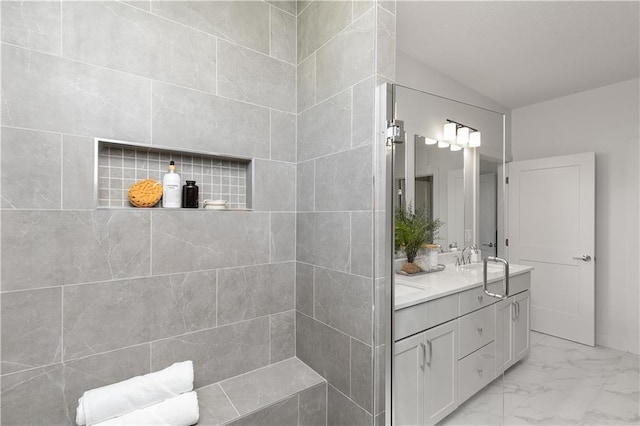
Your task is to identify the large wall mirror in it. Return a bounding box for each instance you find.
[393,85,505,255]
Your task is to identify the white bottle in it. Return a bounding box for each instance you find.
[162,161,181,208]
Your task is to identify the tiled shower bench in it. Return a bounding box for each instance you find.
[196,358,327,425]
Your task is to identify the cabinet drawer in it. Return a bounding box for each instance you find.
[459,284,500,316]
[458,305,495,359]
[458,342,496,403]
[395,293,459,341]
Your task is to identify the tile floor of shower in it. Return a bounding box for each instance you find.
[441,332,640,425]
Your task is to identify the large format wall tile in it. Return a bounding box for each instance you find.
[351,211,373,278]
[151,317,269,388]
[63,271,216,360]
[62,134,95,209]
[62,1,217,93]
[151,82,270,159]
[328,384,372,426]
[151,0,270,54]
[1,287,62,374]
[220,358,324,416]
[270,6,296,64]
[1,345,150,425]
[314,267,372,344]
[314,146,372,211]
[217,40,295,113]
[296,262,314,317]
[352,77,375,148]
[297,212,351,272]
[1,1,61,55]
[299,383,328,426]
[253,160,296,211]
[297,54,316,113]
[270,110,296,163]
[217,262,294,325]
[316,8,375,102]
[1,210,151,291]
[376,5,396,81]
[1,44,151,142]
[296,312,351,395]
[351,339,373,414]
[270,213,295,263]
[297,89,351,162]
[296,160,315,211]
[151,211,270,275]
[270,310,295,363]
[1,126,61,209]
[297,0,351,62]
[267,0,297,16]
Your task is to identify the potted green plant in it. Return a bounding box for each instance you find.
[395,204,443,274]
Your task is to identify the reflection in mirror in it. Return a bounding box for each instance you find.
[479,157,499,257]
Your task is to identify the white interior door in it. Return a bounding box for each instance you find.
[479,173,497,257]
[508,152,595,346]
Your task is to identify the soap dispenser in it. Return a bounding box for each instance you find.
[162,161,181,208]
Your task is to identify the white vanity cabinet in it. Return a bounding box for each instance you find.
[496,290,531,374]
[395,320,460,426]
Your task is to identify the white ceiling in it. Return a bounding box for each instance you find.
[397,1,640,109]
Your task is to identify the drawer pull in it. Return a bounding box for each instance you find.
[477,327,483,334]
[420,342,426,370]
[477,368,483,377]
[477,295,483,303]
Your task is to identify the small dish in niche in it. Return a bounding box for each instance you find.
[204,199,228,210]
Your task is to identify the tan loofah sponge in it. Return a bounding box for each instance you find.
[128,179,163,208]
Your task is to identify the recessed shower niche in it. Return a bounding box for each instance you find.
[95,139,253,209]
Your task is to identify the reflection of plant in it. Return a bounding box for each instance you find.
[395,204,443,263]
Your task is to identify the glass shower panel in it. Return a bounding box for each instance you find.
[389,84,507,425]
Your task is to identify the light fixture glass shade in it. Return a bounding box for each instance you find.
[443,122,457,141]
[424,137,437,145]
[437,140,450,148]
[450,144,462,151]
[457,127,470,145]
[469,131,481,147]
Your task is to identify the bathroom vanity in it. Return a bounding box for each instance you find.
[394,263,533,425]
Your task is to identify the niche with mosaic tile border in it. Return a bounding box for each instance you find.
[95,139,253,209]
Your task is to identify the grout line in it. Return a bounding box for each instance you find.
[328,383,374,418]
[297,311,373,348]
[269,5,273,57]
[59,134,64,209]
[215,269,219,328]
[60,286,64,364]
[219,385,241,417]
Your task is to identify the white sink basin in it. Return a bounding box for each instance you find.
[460,263,504,273]
[395,283,423,297]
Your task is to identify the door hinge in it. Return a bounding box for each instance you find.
[505,238,509,247]
[386,120,405,145]
[506,177,509,184]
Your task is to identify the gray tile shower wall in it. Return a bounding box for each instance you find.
[295,2,381,424]
[0,1,298,424]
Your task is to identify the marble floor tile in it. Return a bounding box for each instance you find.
[442,332,640,425]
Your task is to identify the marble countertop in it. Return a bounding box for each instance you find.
[395,263,534,310]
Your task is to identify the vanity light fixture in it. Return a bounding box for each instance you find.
[437,140,450,148]
[424,137,437,145]
[457,127,470,145]
[469,131,482,147]
[443,122,457,141]
[445,119,481,148]
[450,144,462,151]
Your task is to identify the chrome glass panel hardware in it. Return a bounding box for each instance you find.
[572,255,592,262]
[483,256,509,300]
[386,120,405,145]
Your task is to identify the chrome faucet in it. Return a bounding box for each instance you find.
[458,245,478,265]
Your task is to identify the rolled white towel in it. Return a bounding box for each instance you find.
[76,361,194,426]
[96,392,199,426]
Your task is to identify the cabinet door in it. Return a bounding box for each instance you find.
[395,333,425,426]
[424,320,459,425]
[513,290,531,361]
[495,297,514,375]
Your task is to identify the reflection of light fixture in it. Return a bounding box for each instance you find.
[457,127,470,145]
[445,119,481,149]
[424,137,437,145]
[450,144,462,151]
[437,140,450,148]
[469,131,481,147]
[443,122,457,141]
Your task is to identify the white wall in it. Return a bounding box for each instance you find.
[512,78,640,354]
